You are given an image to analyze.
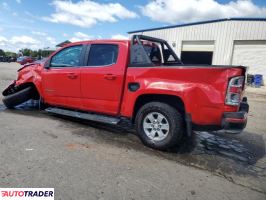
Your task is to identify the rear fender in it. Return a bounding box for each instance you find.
[121,81,186,117]
[122,66,246,126]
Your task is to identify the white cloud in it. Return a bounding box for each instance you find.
[10,35,39,45]
[24,11,41,22]
[9,35,40,50]
[0,36,8,46]
[2,2,9,10]
[43,0,138,27]
[140,0,266,24]
[70,32,93,42]
[75,32,91,39]
[0,35,58,52]
[16,0,21,3]
[111,34,128,40]
[0,35,39,51]
[70,32,92,42]
[46,36,57,45]
[32,31,46,36]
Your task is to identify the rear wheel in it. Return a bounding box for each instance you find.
[2,87,33,109]
[135,102,184,150]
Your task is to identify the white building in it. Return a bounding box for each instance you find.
[128,18,266,77]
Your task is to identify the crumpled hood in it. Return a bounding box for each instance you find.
[17,58,47,72]
[17,63,36,72]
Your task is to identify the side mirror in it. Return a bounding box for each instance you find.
[44,59,50,69]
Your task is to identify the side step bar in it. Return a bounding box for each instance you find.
[45,107,121,125]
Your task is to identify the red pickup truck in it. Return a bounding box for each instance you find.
[2,35,249,150]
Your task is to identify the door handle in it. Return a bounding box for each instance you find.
[67,73,78,79]
[104,74,116,80]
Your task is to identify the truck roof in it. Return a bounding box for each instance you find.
[64,39,131,48]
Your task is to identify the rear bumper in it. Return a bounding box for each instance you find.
[222,111,247,132]
[221,98,249,133]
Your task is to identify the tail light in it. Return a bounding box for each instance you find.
[225,76,244,106]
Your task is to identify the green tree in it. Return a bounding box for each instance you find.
[19,48,31,56]
[31,50,38,58]
[5,51,17,57]
[19,48,44,58]
[0,49,5,56]
[18,48,54,59]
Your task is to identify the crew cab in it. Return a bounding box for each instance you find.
[2,35,249,150]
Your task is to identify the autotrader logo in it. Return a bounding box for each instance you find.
[0,188,54,199]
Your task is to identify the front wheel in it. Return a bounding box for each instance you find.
[135,102,184,150]
[2,86,33,108]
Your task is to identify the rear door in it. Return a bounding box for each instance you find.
[42,45,85,109]
[80,42,129,115]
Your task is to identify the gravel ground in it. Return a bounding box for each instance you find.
[0,62,265,200]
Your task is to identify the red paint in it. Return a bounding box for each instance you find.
[80,41,129,115]
[225,117,247,123]
[6,40,247,127]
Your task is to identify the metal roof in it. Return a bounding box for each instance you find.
[128,18,266,34]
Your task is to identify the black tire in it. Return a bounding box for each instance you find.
[2,87,33,109]
[135,102,184,150]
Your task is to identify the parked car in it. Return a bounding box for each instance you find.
[8,57,17,62]
[17,56,34,65]
[2,35,249,150]
[0,56,16,62]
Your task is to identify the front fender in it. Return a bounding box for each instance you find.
[3,64,43,97]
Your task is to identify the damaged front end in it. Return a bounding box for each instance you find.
[2,62,42,97]
[2,81,16,96]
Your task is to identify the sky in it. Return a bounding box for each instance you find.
[0,0,266,52]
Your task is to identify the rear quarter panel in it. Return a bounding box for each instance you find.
[121,66,244,125]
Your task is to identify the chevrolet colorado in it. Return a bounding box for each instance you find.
[2,35,249,150]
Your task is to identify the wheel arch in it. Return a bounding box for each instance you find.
[16,82,40,99]
[132,94,186,122]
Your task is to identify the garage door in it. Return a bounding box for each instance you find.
[181,41,214,65]
[182,41,214,52]
[232,41,266,77]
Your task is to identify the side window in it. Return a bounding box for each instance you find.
[87,44,118,66]
[50,45,82,67]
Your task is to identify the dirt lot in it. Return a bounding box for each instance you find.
[0,62,265,200]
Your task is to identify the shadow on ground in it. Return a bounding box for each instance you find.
[1,101,265,179]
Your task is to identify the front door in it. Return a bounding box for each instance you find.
[42,45,84,109]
